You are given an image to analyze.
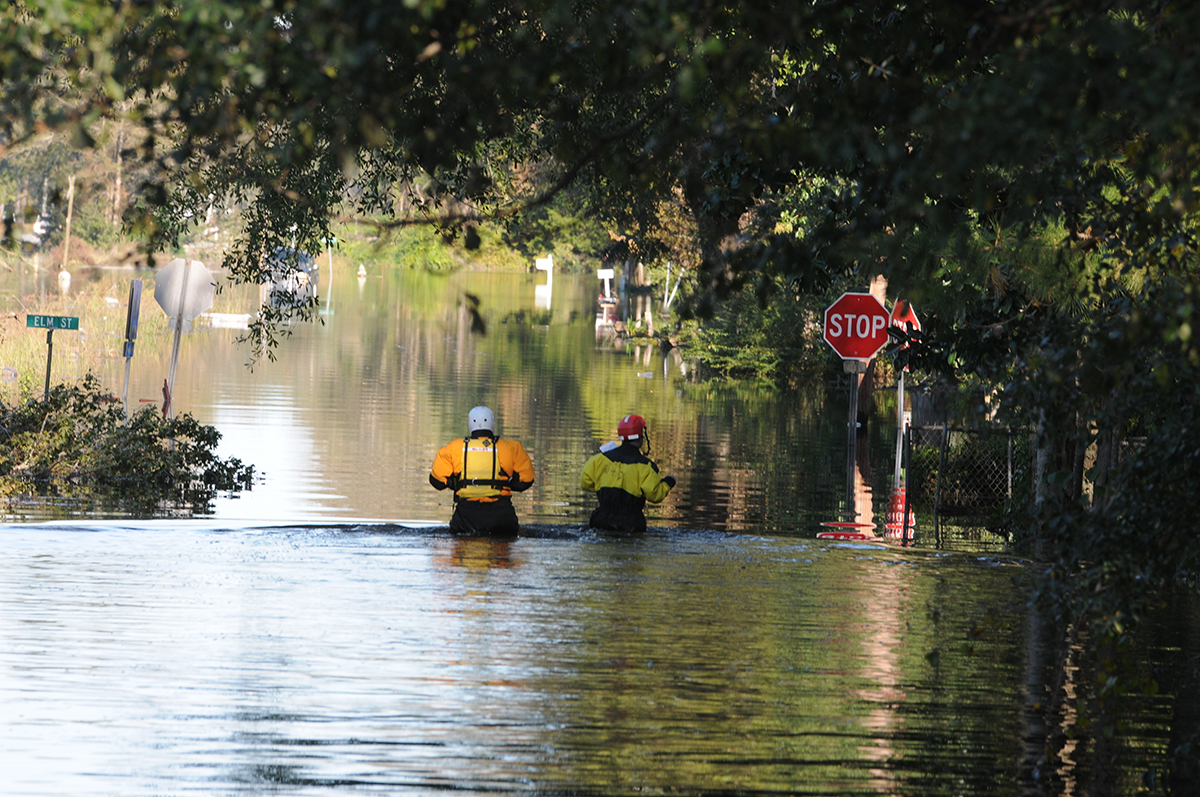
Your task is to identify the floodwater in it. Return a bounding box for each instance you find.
[0,259,1179,794]
[2,522,1036,796]
[1,261,920,534]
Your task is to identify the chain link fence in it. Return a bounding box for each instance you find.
[908,424,1032,538]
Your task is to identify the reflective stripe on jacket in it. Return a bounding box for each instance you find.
[430,434,535,502]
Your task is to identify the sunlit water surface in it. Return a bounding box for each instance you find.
[1,522,1032,796]
[6,263,1176,795]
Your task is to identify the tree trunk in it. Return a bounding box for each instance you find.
[112,128,125,228]
[61,175,76,269]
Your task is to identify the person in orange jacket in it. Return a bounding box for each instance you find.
[429,406,535,536]
[580,413,675,532]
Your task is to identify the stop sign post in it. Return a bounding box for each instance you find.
[822,292,891,530]
[154,258,215,418]
[888,300,921,544]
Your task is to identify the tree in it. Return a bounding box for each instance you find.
[0,375,255,514]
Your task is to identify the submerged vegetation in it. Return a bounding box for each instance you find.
[0,375,254,516]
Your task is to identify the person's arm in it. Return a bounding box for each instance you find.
[641,463,676,504]
[580,454,599,493]
[504,440,535,491]
[429,444,458,490]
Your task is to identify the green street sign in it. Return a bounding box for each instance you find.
[27,314,80,330]
[27,315,79,398]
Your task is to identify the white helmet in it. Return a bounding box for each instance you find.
[468,406,495,434]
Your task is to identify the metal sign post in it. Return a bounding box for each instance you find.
[166,259,191,412]
[320,235,336,316]
[43,329,53,399]
[153,259,215,418]
[889,300,921,491]
[886,300,921,540]
[820,293,890,535]
[122,280,143,417]
[843,358,867,522]
[26,314,79,399]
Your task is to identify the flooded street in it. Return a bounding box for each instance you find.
[0,261,1181,794]
[3,263,916,534]
[1,522,1032,796]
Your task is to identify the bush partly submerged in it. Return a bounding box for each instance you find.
[0,375,255,517]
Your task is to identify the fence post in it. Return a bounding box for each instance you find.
[1007,427,1014,514]
[934,421,948,548]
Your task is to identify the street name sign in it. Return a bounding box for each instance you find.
[26,314,79,330]
[27,315,80,398]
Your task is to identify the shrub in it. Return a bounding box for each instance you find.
[0,374,254,516]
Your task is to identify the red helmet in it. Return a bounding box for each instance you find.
[618,414,647,440]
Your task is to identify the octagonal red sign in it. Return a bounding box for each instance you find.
[823,292,890,360]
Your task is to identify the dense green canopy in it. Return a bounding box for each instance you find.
[6,2,1199,283]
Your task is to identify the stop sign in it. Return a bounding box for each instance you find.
[154,258,215,330]
[889,299,921,339]
[823,292,890,360]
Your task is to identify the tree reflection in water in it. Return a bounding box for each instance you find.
[0,267,1192,792]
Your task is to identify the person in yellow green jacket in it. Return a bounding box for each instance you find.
[580,413,676,532]
[429,406,535,536]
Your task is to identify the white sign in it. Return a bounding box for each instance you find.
[154,258,216,418]
[155,258,215,330]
